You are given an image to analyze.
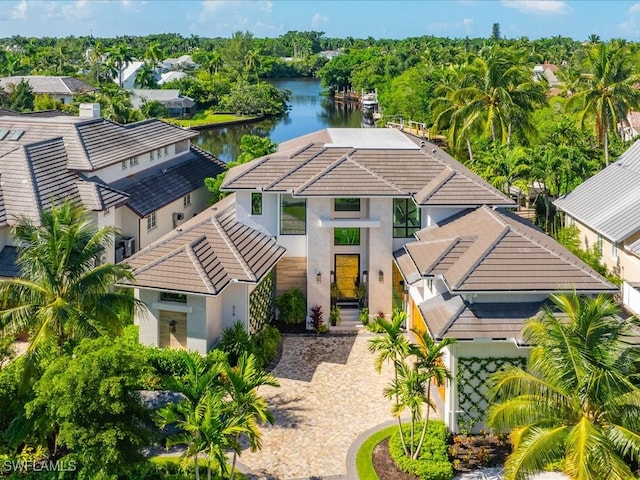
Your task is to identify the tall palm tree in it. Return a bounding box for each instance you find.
[473,145,531,204]
[487,293,640,480]
[566,42,640,165]
[221,352,279,479]
[134,62,157,89]
[0,201,137,382]
[108,43,134,87]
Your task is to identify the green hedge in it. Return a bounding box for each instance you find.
[389,421,454,480]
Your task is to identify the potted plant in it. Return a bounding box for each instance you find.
[329,305,341,326]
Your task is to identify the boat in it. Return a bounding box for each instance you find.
[361,91,378,109]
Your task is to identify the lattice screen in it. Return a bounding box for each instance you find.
[249,270,274,334]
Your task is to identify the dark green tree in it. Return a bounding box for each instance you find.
[9,79,35,112]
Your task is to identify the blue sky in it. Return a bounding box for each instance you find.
[1,1,639,41]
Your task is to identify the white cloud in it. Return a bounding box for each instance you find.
[620,4,640,37]
[311,12,329,28]
[427,17,475,34]
[11,0,29,20]
[462,17,474,27]
[500,0,571,15]
[630,3,640,13]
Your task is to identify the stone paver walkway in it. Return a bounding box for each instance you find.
[238,331,441,480]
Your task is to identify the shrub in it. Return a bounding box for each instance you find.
[218,321,252,365]
[145,346,192,378]
[389,421,454,480]
[251,325,281,368]
[329,305,341,326]
[275,288,306,324]
[309,305,324,332]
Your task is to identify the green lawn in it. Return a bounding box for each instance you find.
[356,425,397,480]
[164,112,260,127]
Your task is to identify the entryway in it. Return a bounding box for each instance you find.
[334,254,362,329]
[158,311,187,349]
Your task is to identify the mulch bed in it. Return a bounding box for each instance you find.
[371,433,512,479]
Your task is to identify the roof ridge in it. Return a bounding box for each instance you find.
[407,237,462,276]
[437,296,467,338]
[129,244,187,277]
[211,214,257,282]
[265,146,331,191]
[190,143,225,169]
[185,237,219,294]
[346,152,407,194]
[293,152,351,194]
[21,144,43,215]
[287,142,316,159]
[223,154,274,188]
[414,167,455,204]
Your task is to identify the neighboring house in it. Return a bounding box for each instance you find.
[161,55,196,72]
[122,127,614,434]
[0,76,97,104]
[533,62,561,87]
[555,140,640,314]
[619,110,640,141]
[117,61,145,90]
[157,71,188,86]
[130,89,195,118]
[0,105,224,278]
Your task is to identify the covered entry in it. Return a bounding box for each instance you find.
[159,310,188,349]
[334,254,360,301]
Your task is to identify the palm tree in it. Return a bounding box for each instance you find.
[410,330,455,459]
[221,352,279,479]
[0,201,137,382]
[473,145,531,205]
[108,43,134,87]
[487,293,640,480]
[566,42,640,165]
[134,62,157,88]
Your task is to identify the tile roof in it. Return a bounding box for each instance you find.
[555,139,640,243]
[395,206,617,293]
[0,76,97,95]
[130,89,195,109]
[120,194,285,295]
[222,128,513,207]
[109,145,225,217]
[417,292,546,344]
[0,115,198,172]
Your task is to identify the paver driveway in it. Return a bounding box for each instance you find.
[238,331,437,480]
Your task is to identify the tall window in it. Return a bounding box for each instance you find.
[183,193,192,207]
[334,198,360,212]
[393,198,420,238]
[147,212,157,231]
[334,228,360,245]
[251,192,263,215]
[280,194,306,235]
[121,160,128,170]
[150,150,155,161]
[129,156,139,167]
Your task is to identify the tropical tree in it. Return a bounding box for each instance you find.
[134,61,158,88]
[566,42,640,165]
[0,201,137,383]
[108,42,134,87]
[473,144,531,203]
[9,78,35,112]
[221,352,279,479]
[487,293,640,480]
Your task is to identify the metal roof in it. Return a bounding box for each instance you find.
[555,139,640,243]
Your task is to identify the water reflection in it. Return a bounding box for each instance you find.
[195,78,363,163]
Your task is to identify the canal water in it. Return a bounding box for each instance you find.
[194,78,364,163]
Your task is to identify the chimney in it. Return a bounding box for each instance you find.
[79,103,101,119]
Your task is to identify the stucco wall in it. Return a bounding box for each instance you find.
[368,198,393,316]
[94,145,177,184]
[306,198,332,328]
[235,191,278,236]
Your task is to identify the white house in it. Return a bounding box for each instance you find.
[0,76,97,104]
[123,127,615,433]
[0,105,224,277]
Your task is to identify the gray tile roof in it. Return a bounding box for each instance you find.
[555,139,640,242]
[120,194,285,295]
[418,292,546,344]
[0,76,97,95]
[130,89,195,109]
[109,145,225,217]
[395,206,617,293]
[222,128,514,207]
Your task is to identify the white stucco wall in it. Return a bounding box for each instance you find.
[235,191,278,236]
[94,146,177,184]
[220,282,250,333]
[368,198,393,316]
[306,198,332,328]
[623,281,640,315]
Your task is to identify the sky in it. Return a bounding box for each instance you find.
[1,0,640,42]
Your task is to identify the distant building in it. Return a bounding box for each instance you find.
[158,71,188,86]
[533,62,561,88]
[116,61,146,90]
[130,89,195,118]
[161,55,196,72]
[0,76,97,104]
[619,110,640,141]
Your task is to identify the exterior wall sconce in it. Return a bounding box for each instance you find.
[330,270,335,284]
[316,270,322,283]
[232,305,236,317]
[169,319,177,333]
[362,270,368,284]
[378,270,384,283]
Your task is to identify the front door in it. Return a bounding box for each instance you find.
[159,311,188,349]
[334,254,360,301]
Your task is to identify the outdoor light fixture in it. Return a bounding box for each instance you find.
[330,270,335,284]
[169,319,177,333]
[362,270,368,284]
[378,270,384,283]
[232,305,236,317]
[316,270,322,283]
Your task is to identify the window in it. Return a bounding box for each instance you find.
[129,156,139,167]
[163,147,169,156]
[393,198,421,238]
[251,192,263,215]
[334,228,360,245]
[150,150,155,161]
[157,148,162,158]
[280,194,306,235]
[334,198,360,212]
[160,291,187,303]
[612,241,618,260]
[147,212,157,231]
[183,193,192,207]
[121,160,128,170]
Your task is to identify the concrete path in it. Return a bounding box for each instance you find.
[237,331,441,480]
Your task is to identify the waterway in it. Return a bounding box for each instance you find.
[194,78,365,163]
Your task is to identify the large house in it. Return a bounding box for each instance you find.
[555,140,640,315]
[124,127,615,432]
[0,76,97,104]
[0,105,224,277]
[130,89,195,118]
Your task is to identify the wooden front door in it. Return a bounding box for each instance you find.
[159,311,188,349]
[334,254,360,301]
